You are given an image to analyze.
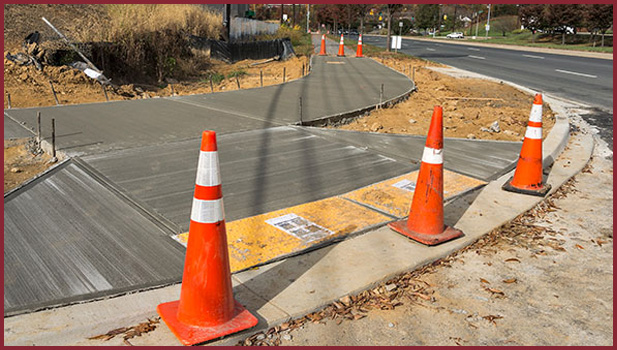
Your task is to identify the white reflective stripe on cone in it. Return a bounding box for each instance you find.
[195,151,221,187]
[529,104,543,123]
[525,126,542,140]
[421,147,443,165]
[191,198,225,224]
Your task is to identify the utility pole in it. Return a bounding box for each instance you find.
[485,4,491,38]
[475,12,480,37]
[280,4,284,24]
[452,5,458,33]
[306,4,310,33]
[223,4,231,41]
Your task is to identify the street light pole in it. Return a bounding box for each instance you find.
[485,4,491,38]
[306,4,310,33]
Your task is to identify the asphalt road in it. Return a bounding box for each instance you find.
[362,35,613,150]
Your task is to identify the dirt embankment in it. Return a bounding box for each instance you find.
[3,55,311,108]
[331,53,555,142]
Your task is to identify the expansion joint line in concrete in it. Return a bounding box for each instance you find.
[169,98,287,127]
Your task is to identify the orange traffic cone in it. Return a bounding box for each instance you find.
[356,34,363,58]
[388,106,464,246]
[337,34,345,57]
[157,131,258,345]
[319,34,327,56]
[502,93,551,196]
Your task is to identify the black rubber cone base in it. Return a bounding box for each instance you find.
[388,220,464,246]
[501,176,551,197]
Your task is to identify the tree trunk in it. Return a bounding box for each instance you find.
[360,17,364,34]
[386,7,392,52]
[292,4,296,27]
[601,32,605,47]
[561,32,565,45]
[532,31,535,43]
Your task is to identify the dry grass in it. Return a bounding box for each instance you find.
[103,4,221,40]
[85,5,222,83]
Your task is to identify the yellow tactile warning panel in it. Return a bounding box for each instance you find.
[174,197,391,273]
[342,170,487,219]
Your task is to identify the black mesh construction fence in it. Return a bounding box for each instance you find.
[190,36,295,63]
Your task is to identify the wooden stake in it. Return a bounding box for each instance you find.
[235,75,241,89]
[379,83,384,109]
[299,97,303,125]
[49,80,60,105]
[101,83,109,101]
[412,66,415,82]
[302,63,305,76]
[36,111,41,150]
[51,118,57,162]
[7,92,11,109]
[283,67,286,82]
[260,70,263,87]
[209,76,214,93]
[169,83,175,96]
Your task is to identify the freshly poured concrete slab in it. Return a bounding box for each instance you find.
[4,160,185,316]
[4,98,279,156]
[175,55,414,125]
[299,127,522,181]
[4,114,34,139]
[83,126,416,232]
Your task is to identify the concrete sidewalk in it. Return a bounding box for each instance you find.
[3,85,590,346]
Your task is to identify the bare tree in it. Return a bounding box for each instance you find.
[385,4,403,52]
[493,15,519,36]
[519,4,546,43]
[353,4,372,34]
[586,4,613,47]
[544,4,583,45]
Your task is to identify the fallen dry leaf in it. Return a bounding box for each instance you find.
[480,278,490,284]
[411,292,431,301]
[482,314,504,325]
[503,278,518,284]
[575,244,585,249]
[485,287,505,296]
[505,258,521,263]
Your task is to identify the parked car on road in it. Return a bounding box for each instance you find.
[446,32,464,39]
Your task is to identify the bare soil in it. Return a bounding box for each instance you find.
[3,55,310,108]
[4,138,53,193]
[332,53,556,142]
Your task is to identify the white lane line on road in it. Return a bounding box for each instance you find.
[555,69,597,79]
[523,54,545,59]
[467,55,486,60]
[467,47,480,51]
[426,48,436,51]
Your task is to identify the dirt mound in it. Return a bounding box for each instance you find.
[332,55,556,142]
